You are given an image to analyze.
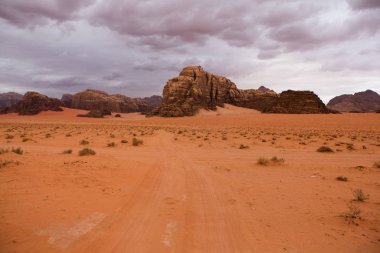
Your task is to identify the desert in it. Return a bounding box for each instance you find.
[1,106,380,253]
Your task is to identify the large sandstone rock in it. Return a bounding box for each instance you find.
[71,89,156,113]
[263,90,330,114]
[327,90,380,112]
[17,92,63,115]
[154,66,244,117]
[0,92,23,108]
[154,66,329,116]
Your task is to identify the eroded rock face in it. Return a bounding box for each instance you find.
[71,89,159,113]
[17,92,63,115]
[263,90,331,114]
[154,66,243,116]
[327,90,380,112]
[0,92,23,108]
[154,66,331,116]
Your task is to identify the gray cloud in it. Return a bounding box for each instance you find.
[0,0,379,102]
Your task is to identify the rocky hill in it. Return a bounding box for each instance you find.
[0,92,23,108]
[71,89,160,113]
[0,92,63,115]
[327,90,380,112]
[153,66,331,116]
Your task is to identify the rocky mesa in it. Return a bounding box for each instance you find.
[154,66,331,116]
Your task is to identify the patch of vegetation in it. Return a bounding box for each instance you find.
[5,135,14,139]
[336,176,348,182]
[78,148,96,156]
[11,147,23,155]
[132,138,143,146]
[121,140,128,144]
[239,144,249,149]
[317,146,334,153]
[62,149,72,154]
[0,160,20,168]
[353,189,368,202]
[270,156,285,164]
[110,134,115,138]
[257,157,269,166]
[45,133,51,138]
[373,161,380,168]
[0,148,9,155]
[115,114,121,118]
[107,142,116,147]
[80,139,89,145]
[343,204,361,224]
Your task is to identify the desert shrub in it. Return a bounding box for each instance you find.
[257,157,269,166]
[80,139,89,145]
[336,176,348,182]
[115,114,121,118]
[5,135,14,139]
[79,148,96,156]
[11,147,23,155]
[270,156,285,164]
[62,149,72,154]
[343,204,361,224]
[373,161,380,168]
[110,134,115,138]
[22,138,31,142]
[239,144,249,149]
[0,160,19,168]
[317,146,334,153]
[107,142,116,147]
[353,189,368,202]
[45,133,51,138]
[132,138,143,146]
[121,140,128,144]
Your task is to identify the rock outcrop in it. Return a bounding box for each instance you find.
[16,92,63,115]
[61,94,73,107]
[0,92,63,115]
[0,92,23,108]
[71,89,158,113]
[77,109,112,118]
[154,66,242,117]
[263,90,331,114]
[154,66,330,116]
[327,90,380,112]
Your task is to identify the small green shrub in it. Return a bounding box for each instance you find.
[79,148,96,156]
[317,146,334,153]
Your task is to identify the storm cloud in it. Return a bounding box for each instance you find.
[0,0,379,102]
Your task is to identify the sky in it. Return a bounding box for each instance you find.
[0,0,379,103]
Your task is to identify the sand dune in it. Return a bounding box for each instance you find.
[0,110,380,253]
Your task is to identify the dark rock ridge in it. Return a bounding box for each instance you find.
[77,109,112,118]
[327,90,380,112]
[263,90,330,114]
[153,66,330,116]
[71,89,160,113]
[1,92,63,115]
[0,92,23,108]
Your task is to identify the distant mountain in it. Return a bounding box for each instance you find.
[0,92,23,108]
[70,89,162,114]
[327,90,380,112]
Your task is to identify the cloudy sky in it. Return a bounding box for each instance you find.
[0,0,379,102]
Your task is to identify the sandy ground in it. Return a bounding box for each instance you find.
[0,106,380,253]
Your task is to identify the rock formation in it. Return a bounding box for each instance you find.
[71,89,159,113]
[0,92,63,115]
[17,92,63,115]
[77,109,112,118]
[154,66,330,116]
[0,92,23,108]
[327,90,380,112]
[263,90,331,114]
[61,94,73,107]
